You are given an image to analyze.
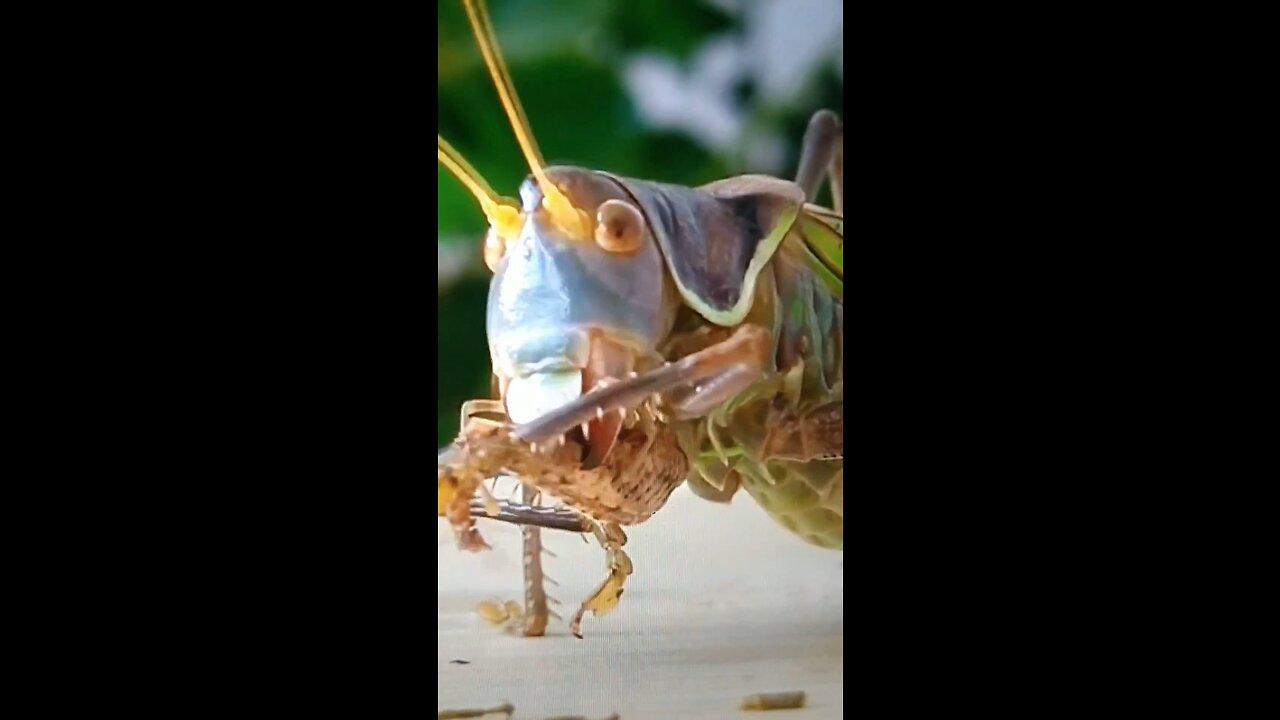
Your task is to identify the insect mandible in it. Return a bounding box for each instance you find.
[437,0,843,638]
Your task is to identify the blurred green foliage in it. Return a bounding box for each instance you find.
[438,0,842,446]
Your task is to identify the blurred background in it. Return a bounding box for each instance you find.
[438,0,843,446]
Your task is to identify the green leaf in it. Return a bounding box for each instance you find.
[437,277,493,446]
[609,0,736,61]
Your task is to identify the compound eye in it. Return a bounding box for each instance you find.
[594,199,645,253]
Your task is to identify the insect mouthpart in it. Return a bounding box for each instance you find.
[495,329,650,468]
[504,369,583,425]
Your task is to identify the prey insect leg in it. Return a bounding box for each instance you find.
[466,497,593,533]
[519,486,551,637]
[464,495,630,639]
[446,329,770,638]
[570,522,631,639]
[451,400,567,636]
[460,399,505,431]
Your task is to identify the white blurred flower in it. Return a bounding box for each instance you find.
[622,0,843,174]
[625,39,746,152]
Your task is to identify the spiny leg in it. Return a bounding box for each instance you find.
[794,109,844,213]
[830,137,844,215]
[467,497,593,533]
[459,399,505,430]
[518,485,553,637]
[459,400,509,517]
[445,399,565,632]
[465,495,631,639]
[512,325,774,446]
[510,328,771,633]
[455,328,774,637]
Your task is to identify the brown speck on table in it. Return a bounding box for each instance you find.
[437,702,514,719]
[740,691,807,711]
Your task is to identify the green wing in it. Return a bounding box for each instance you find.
[795,203,843,300]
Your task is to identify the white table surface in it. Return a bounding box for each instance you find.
[438,482,844,720]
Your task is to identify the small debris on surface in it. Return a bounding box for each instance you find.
[437,702,514,719]
[449,659,471,665]
[740,691,807,711]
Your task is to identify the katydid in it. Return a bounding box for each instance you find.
[438,0,843,638]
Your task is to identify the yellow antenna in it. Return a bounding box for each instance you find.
[461,0,589,240]
[437,134,522,240]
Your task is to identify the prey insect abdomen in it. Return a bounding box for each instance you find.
[532,424,688,526]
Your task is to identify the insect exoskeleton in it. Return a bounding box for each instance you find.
[438,0,843,639]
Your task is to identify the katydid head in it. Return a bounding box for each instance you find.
[485,167,678,466]
[438,0,679,466]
